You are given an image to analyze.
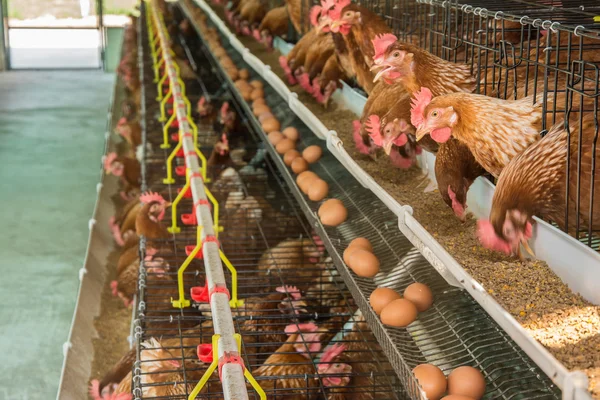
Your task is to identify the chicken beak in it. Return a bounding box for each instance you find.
[372,64,393,83]
[383,140,393,156]
[164,201,172,208]
[330,21,341,31]
[415,126,428,142]
[521,239,536,259]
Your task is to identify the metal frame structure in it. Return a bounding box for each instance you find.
[2,0,106,70]
[179,1,597,398]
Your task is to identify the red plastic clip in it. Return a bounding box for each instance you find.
[185,151,196,157]
[181,209,197,225]
[218,352,245,380]
[182,132,193,139]
[185,245,203,259]
[167,108,174,116]
[210,284,230,301]
[177,102,187,109]
[191,280,209,302]
[172,118,179,128]
[167,97,174,104]
[197,344,213,363]
[175,166,187,176]
[176,148,185,158]
[170,132,179,142]
[203,235,219,246]
[191,171,203,179]
[177,186,192,198]
[195,199,211,210]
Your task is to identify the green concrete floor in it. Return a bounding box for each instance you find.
[0,70,114,399]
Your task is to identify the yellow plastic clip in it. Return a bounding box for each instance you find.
[160,113,176,149]
[219,250,243,308]
[167,169,189,234]
[154,56,166,87]
[187,334,219,400]
[163,139,181,183]
[171,225,202,309]
[157,71,169,103]
[204,186,221,234]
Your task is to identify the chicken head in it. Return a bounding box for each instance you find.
[104,152,125,176]
[410,87,457,143]
[477,210,535,259]
[317,343,352,387]
[329,0,358,34]
[284,323,323,356]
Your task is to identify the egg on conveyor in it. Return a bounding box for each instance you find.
[380,298,417,327]
[369,288,401,315]
[302,145,322,164]
[291,157,309,173]
[308,179,328,201]
[276,138,296,154]
[441,396,475,400]
[347,249,379,277]
[349,237,372,251]
[268,131,284,145]
[283,150,301,166]
[447,366,485,399]
[403,283,433,312]
[318,199,347,227]
[297,171,318,194]
[262,118,281,133]
[282,127,299,141]
[413,364,447,400]
[250,80,263,89]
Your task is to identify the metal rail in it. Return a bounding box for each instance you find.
[135,2,265,399]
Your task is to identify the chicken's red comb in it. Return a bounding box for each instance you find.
[220,102,229,119]
[299,73,313,94]
[372,33,398,63]
[366,115,383,146]
[221,133,229,147]
[140,191,166,205]
[320,343,346,363]
[410,87,433,128]
[117,117,127,126]
[312,78,324,103]
[103,152,118,171]
[476,219,512,255]
[198,96,206,106]
[89,380,101,400]
[252,28,261,41]
[145,247,158,260]
[390,148,414,169]
[276,285,302,300]
[310,5,323,26]
[322,0,336,11]
[329,0,350,20]
[352,120,371,155]
[285,322,319,334]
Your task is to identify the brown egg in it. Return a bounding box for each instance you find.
[297,171,318,194]
[403,283,434,312]
[227,69,239,81]
[283,150,301,166]
[250,80,263,89]
[413,364,447,400]
[268,131,284,145]
[282,127,300,141]
[253,104,270,116]
[308,179,328,201]
[258,112,274,123]
[347,249,379,277]
[348,238,373,252]
[252,97,266,106]
[302,145,323,164]
[239,69,250,79]
[317,198,342,217]
[441,396,475,400]
[251,88,264,100]
[241,88,252,101]
[447,367,485,399]
[276,138,296,155]
[234,79,248,89]
[291,157,309,173]
[319,200,347,227]
[262,118,281,133]
[369,288,401,315]
[380,299,418,327]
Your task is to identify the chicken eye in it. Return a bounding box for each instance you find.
[393,51,400,58]
[431,110,439,118]
[504,226,513,237]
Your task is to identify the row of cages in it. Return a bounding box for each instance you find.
[269,0,600,249]
[131,4,407,398]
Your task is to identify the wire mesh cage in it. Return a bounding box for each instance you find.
[130,6,406,399]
